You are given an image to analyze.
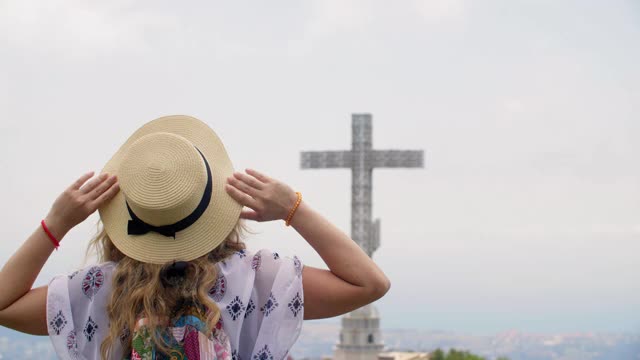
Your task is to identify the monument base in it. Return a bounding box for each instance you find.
[333,304,384,360]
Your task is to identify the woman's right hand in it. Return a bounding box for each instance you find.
[45,172,120,237]
[225,169,298,222]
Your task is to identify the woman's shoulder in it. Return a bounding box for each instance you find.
[220,248,302,273]
[218,248,303,301]
[48,261,115,286]
[57,261,116,285]
[49,261,116,305]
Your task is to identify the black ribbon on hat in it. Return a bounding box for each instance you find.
[126,147,213,238]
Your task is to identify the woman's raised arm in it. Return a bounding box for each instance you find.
[0,172,119,334]
[225,169,391,320]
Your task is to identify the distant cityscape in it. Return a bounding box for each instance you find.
[290,322,640,360]
[2,323,638,360]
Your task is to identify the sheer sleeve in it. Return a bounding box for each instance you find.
[235,249,304,360]
[47,262,120,360]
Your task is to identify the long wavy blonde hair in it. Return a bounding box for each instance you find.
[86,219,247,359]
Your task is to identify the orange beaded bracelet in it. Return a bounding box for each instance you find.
[285,192,302,226]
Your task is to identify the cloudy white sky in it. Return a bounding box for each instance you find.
[1,0,639,334]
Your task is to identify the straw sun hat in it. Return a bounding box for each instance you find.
[98,115,242,264]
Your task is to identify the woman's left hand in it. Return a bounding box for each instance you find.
[44,171,120,236]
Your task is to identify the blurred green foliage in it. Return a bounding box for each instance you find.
[430,348,509,360]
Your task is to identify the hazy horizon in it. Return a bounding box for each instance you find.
[1,0,639,335]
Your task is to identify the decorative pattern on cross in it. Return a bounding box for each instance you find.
[301,113,424,257]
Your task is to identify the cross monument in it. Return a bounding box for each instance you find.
[300,113,424,360]
[301,113,424,257]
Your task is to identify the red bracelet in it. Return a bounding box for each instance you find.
[41,219,60,250]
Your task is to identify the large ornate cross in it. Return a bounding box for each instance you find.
[301,113,424,257]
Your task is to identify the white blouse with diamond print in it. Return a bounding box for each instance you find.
[46,248,305,360]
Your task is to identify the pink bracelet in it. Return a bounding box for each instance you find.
[41,219,60,250]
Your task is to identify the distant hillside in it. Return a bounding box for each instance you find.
[291,323,640,360]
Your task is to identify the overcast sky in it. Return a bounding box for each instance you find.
[1,0,639,334]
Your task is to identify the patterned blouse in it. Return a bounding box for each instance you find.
[46,248,305,360]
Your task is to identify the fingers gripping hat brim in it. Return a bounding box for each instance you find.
[98,115,242,264]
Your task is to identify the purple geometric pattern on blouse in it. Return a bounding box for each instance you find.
[260,292,279,317]
[66,330,79,359]
[81,266,104,300]
[226,296,246,321]
[288,292,304,317]
[208,273,227,301]
[253,344,274,360]
[50,310,67,335]
[245,299,256,319]
[233,349,242,360]
[252,254,262,271]
[83,316,98,342]
[293,256,302,277]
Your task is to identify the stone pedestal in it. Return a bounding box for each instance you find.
[333,304,384,360]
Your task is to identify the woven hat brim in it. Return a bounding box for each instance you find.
[98,115,242,264]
